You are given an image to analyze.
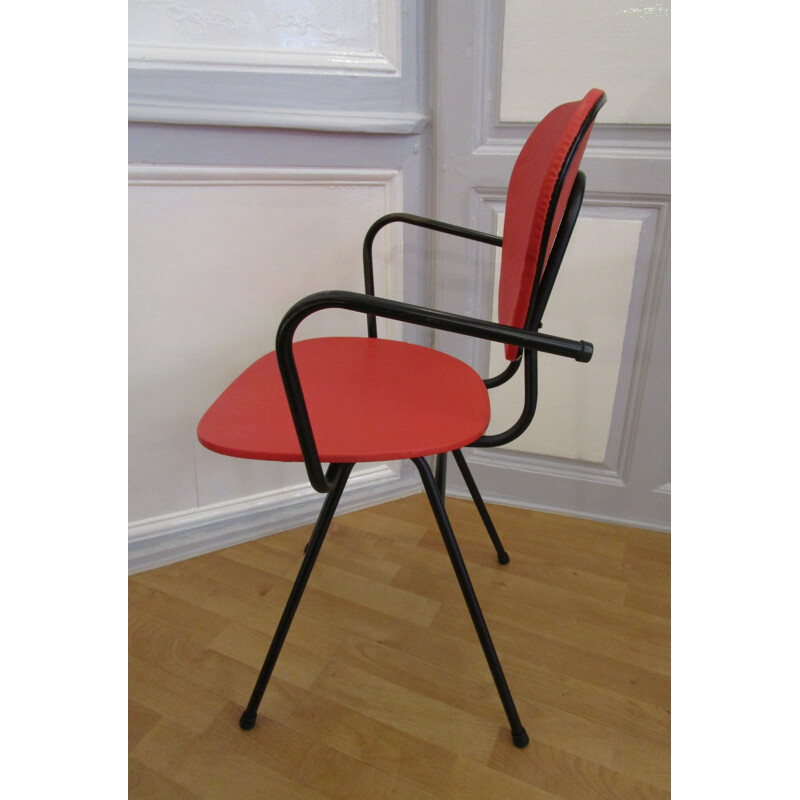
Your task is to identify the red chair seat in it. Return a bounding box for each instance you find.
[197,337,490,463]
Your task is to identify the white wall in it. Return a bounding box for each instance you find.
[128,2,429,571]
[129,167,403,523]
[500,0,670,124]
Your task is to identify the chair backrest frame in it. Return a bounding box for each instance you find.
[474,168,587,448]
[474,90,605,448]
[499,89,606,357]
[358,91,606,451]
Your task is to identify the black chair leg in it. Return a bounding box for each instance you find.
[240,462,354,730]
[434,451,448,504]
[452,449,510,564]
[411,457,529,748]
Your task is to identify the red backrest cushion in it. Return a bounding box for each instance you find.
[498,88,605,359]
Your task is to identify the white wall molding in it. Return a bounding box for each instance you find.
[129,46,398,75]
[127,103,428,133]
[466,447,626,486]
[128,163,402,187]
[474,137,671,168]
[129,0,401,75]
[129,465,418,574]
[602,195,670,487]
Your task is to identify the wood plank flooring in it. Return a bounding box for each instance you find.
[129,494,670,799]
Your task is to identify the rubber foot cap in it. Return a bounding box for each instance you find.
[239,712,257,730]
[512,727,530,748]
[498,551,510,565]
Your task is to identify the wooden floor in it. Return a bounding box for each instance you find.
[129,494,670,799]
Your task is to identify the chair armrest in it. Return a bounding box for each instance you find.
[275,290,592,493]
[362,213,503,337]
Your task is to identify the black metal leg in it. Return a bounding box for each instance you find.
[411,457,529,748]
[434,452,448,505]
[452,449,510,564]
[240,462,354,730]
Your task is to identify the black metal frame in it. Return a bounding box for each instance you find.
[244,260,592,746]
[240,462,353,731]
[412,456,528,747]
[239,92,606,748]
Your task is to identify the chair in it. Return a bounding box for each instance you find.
[197,88,607,748]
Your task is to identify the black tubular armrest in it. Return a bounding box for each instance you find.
[362,213,503,337]
[275,290,592,493]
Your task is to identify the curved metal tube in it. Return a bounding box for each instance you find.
[483,355,523,389]
[473,349,539,448]
[362,212,503,338]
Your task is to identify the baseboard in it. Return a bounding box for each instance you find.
[448,450,671,533]
[445,485,670,533]
[129,452,670,575]
[128,465,419,574]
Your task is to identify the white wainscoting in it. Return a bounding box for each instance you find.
[128,165,412,572]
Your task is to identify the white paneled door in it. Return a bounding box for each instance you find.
[432,0,670,530]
